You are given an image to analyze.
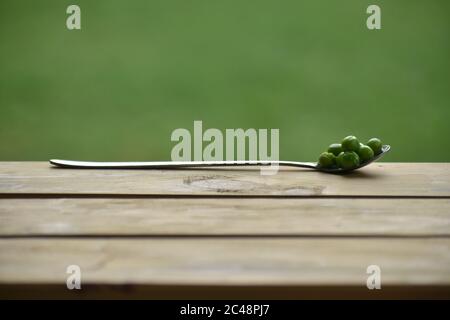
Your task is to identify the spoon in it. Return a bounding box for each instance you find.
[50,145,390,174]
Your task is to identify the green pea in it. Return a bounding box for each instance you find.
[337,151,360,170]
[327,143,343,156]
[358,144,374,163]
[341,136,360,152]
[367,138,382,155]
[318,152,336,168]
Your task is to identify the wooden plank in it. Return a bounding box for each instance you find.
[0,162,449,197]
[0,198,449,236]
[0,239,449,286]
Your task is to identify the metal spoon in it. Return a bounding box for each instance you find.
[50,145,390,174]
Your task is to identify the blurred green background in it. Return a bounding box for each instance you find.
[0,0,449,161]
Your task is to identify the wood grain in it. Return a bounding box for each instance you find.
[1,162,449,299]
[0,239,449,286]
[0,162,449,197]
[0,198,449,236]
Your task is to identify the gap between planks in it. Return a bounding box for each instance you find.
[1,193,449,199]
[1,235,450,239]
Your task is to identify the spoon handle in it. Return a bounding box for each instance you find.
[49,159,316,169]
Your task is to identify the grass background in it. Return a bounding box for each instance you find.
[0,0,449,161]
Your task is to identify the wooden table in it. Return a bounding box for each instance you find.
[0,162,449,299]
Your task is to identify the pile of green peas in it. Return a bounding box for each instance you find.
[317,136,383,170]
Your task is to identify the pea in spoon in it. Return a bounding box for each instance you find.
[49,145,390,174]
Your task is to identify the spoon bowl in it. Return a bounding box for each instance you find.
[315,144,390,174]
